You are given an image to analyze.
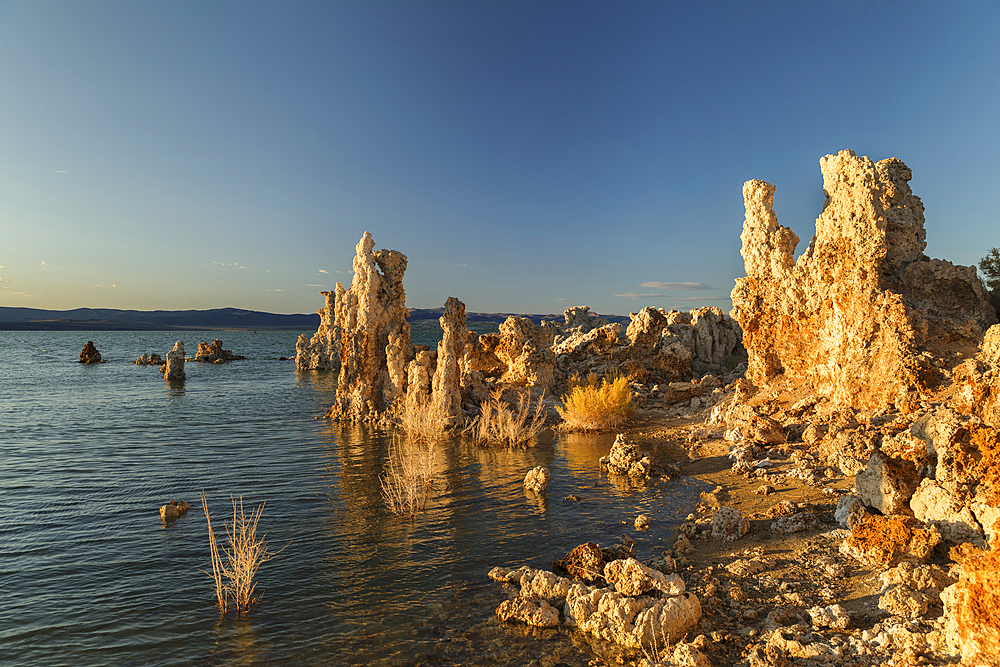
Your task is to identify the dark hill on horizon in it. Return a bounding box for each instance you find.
[0,306,630,331]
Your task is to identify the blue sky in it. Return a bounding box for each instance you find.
[1,1,998,315]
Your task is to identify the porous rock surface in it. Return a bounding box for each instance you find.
[296,290,340,371]
[523,466,549,494]
[326,232,412,422]
[79,341,103,364]
[134,352,164,366]
[194,339,246,363]
[430,297,468,423]
[489,563,701,650]
[731,149,996,411]
[164,341,186,381]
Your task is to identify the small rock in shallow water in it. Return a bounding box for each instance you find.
[159,500,191,521]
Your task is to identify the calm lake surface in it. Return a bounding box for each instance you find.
[0,324,704,667]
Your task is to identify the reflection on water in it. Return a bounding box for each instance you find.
[0,330,706,667]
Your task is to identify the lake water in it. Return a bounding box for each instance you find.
[0,324,704,667]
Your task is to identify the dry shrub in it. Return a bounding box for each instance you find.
[380,437,438,516]
[557,373,633,431]
[467,388,546,447]
[395,395,450,443]
[201,490,285,616]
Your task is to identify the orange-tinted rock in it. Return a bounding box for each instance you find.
[942,539,1000,666]
[78,341,103,364]
[731,150,995,411]
[296,290,340,371]
[840,515,938,568]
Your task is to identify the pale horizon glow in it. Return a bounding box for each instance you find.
[1,1,998,316]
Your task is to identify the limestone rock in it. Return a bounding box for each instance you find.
[909,478,983,544]
[553,322,621,357]
[496,597,560,627]
[731,150,996,411]
[601,433,652,478]
[941,540,1000,666]
[553,542,607,584]
[879,584,930,619]
[134,352,164,366]
[835,494,869,529]
[523,466,550,494]
[635,514,651,531]
[296,290,340,371]
[326,232,412,422]
[563,584,702,650]
[770,512,821,534]
[194,339,245,363]
[711,506,749,542]
[603,558,686,596]
[164,341,186,381]
[430,297,468,423]
[670,642,712,667]
[491,563,701,651]
[159,500,190,521]
[840,515,939,568]
[807,604,850,630]
[78,341,103,364]
[495,316,555,388]
[855,450,920,515]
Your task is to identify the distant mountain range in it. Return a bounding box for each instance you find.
[0,306,630,330]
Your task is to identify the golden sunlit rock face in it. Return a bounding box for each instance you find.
[731,149,996,410]
[326,232,411,422]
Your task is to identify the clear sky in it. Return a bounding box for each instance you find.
[2,1,998,316]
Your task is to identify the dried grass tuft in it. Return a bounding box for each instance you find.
[467,388,546,447]
[557,373,634,431]
[201,491,285,616]
[395,395,450,443]
[380,437,438,517]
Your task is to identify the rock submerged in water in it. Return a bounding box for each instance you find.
[164,341,186,381]
[134,352,164,366]
[523,466,549,494]
[78,341,103,364]
[194,339,245,364]
[600,433,654,479]
[489,562,701,650]
[159,500,191,521]
[296,290,341,371]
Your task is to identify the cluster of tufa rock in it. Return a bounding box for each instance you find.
[78,341,103,364]
[489,557,701,650]
[193,339,245,364]
[713,150,1000,666]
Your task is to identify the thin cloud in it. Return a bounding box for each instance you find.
[266,289,285,292]
[92,284,117,288]
[640,281,713,290]
[675,296,730,302]
[13,291,35,296]
[616,292,668,299]
[53,170,68,173]
[306,283,323,287]
[317,269,329,274]
[554,297,568,301]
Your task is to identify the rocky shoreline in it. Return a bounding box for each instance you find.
[477,151,1000,667]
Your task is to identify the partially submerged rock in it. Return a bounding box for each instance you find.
[159,500,191,521]
[491,563,701,651]
[164,341,186,381]
[325,232,412,422]
[523,466,549,494]
[296,290,340,371]
[134,352,163,366]
[79,341,103,364]
[601,433,654,479]
[194,339,246,364]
